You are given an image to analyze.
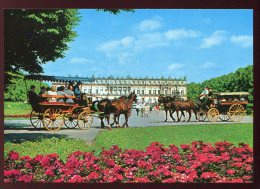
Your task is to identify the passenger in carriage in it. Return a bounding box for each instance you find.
[74,82,82,99]
[28,85,40,104]
[48,86,57,102]
[65,85,75,104]
[38,86,48,102]
[57,86,73,103]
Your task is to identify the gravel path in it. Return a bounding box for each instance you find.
[4,110,253,143]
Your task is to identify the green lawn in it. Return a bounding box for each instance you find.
[4,123,253,161]
[4,101,32,115]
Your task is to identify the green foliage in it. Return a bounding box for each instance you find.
[97,9,135,15]
[4,123,253,160]
[187,65,253,102]
[4,72,48,102]
[4,9,81,86]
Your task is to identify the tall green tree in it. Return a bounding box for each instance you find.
[4,9,81,88]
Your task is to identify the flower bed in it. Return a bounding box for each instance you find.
[4,141,253,183]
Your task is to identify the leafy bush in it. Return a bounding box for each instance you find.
[4,141,253,183]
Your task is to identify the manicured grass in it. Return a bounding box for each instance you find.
[4,137,89,161]
[90,123,253,151]
[4,123,253,161]
[4,101,32,115]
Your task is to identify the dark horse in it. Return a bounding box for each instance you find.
[105,92,137,128]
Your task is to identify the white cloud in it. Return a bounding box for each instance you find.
[164,29,199,40]
[230,35,253,48]
[97,36,134,53]
[138,19,162,31]
[202,62,216,68]
[168,63,185,70]
[200,30,227,48]
[69,58,94,64]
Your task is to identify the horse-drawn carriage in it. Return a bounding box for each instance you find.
[196,92,249,122]
[25,75,97,131]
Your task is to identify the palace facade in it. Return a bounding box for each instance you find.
[53,76,187,103]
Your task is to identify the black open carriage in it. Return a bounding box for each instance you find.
[25,75,95,131]
[196,92,249,122]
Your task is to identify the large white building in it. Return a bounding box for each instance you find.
[54,76,187,103]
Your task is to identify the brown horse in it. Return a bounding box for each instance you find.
[170,97,199,122]
[91,95,128,128]
[105,92,137,128]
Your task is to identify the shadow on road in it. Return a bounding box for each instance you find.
[4,133,69,143]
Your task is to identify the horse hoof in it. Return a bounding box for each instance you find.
[164,120,167,122]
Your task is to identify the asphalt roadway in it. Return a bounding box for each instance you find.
[4,110,253,143]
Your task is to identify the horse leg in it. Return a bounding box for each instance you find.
[165,110,168,122]
[176,110,180,122]
[106,113,111,129]
[187,110,191,122]
[170,109,176,122]
[114,113,119,128]
[125,111,131,127]
[100,115,105,128]
[182,111,186,122]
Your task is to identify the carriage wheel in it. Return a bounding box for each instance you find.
[77,111,93,130]
[63,113,78,129]
[219,114,230,121]
[43,108,64,131]
[196,109,207,121]
[30,110,44,128]
[228,104,246,122]
[207,108,219,122]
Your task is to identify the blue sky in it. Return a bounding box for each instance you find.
[42,9,253,83]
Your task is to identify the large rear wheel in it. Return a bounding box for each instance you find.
[228,104,246,122]
[43,108,64,131]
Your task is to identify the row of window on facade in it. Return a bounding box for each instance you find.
[83,88,185,96]
[92,80,186,85]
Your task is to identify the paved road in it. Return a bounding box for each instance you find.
[4,110,253,143]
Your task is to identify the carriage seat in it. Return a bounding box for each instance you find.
[41,94,76,99]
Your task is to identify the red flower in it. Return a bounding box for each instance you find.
[180,144,190,151]
[200,172,216,180]
[176,166,186,172]
[135,176,150,183]
[41,156,51,167]
[8,151,19,160]
[45,169,55,177]
[17,175,33,182]
[87,172,99,180]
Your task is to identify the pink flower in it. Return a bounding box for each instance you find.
[68,175,83,183]
[17,175,33,182]
[87,172,99,180]
[200,172,216,180]
[227,169,235,175]
[162,178,177,183]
